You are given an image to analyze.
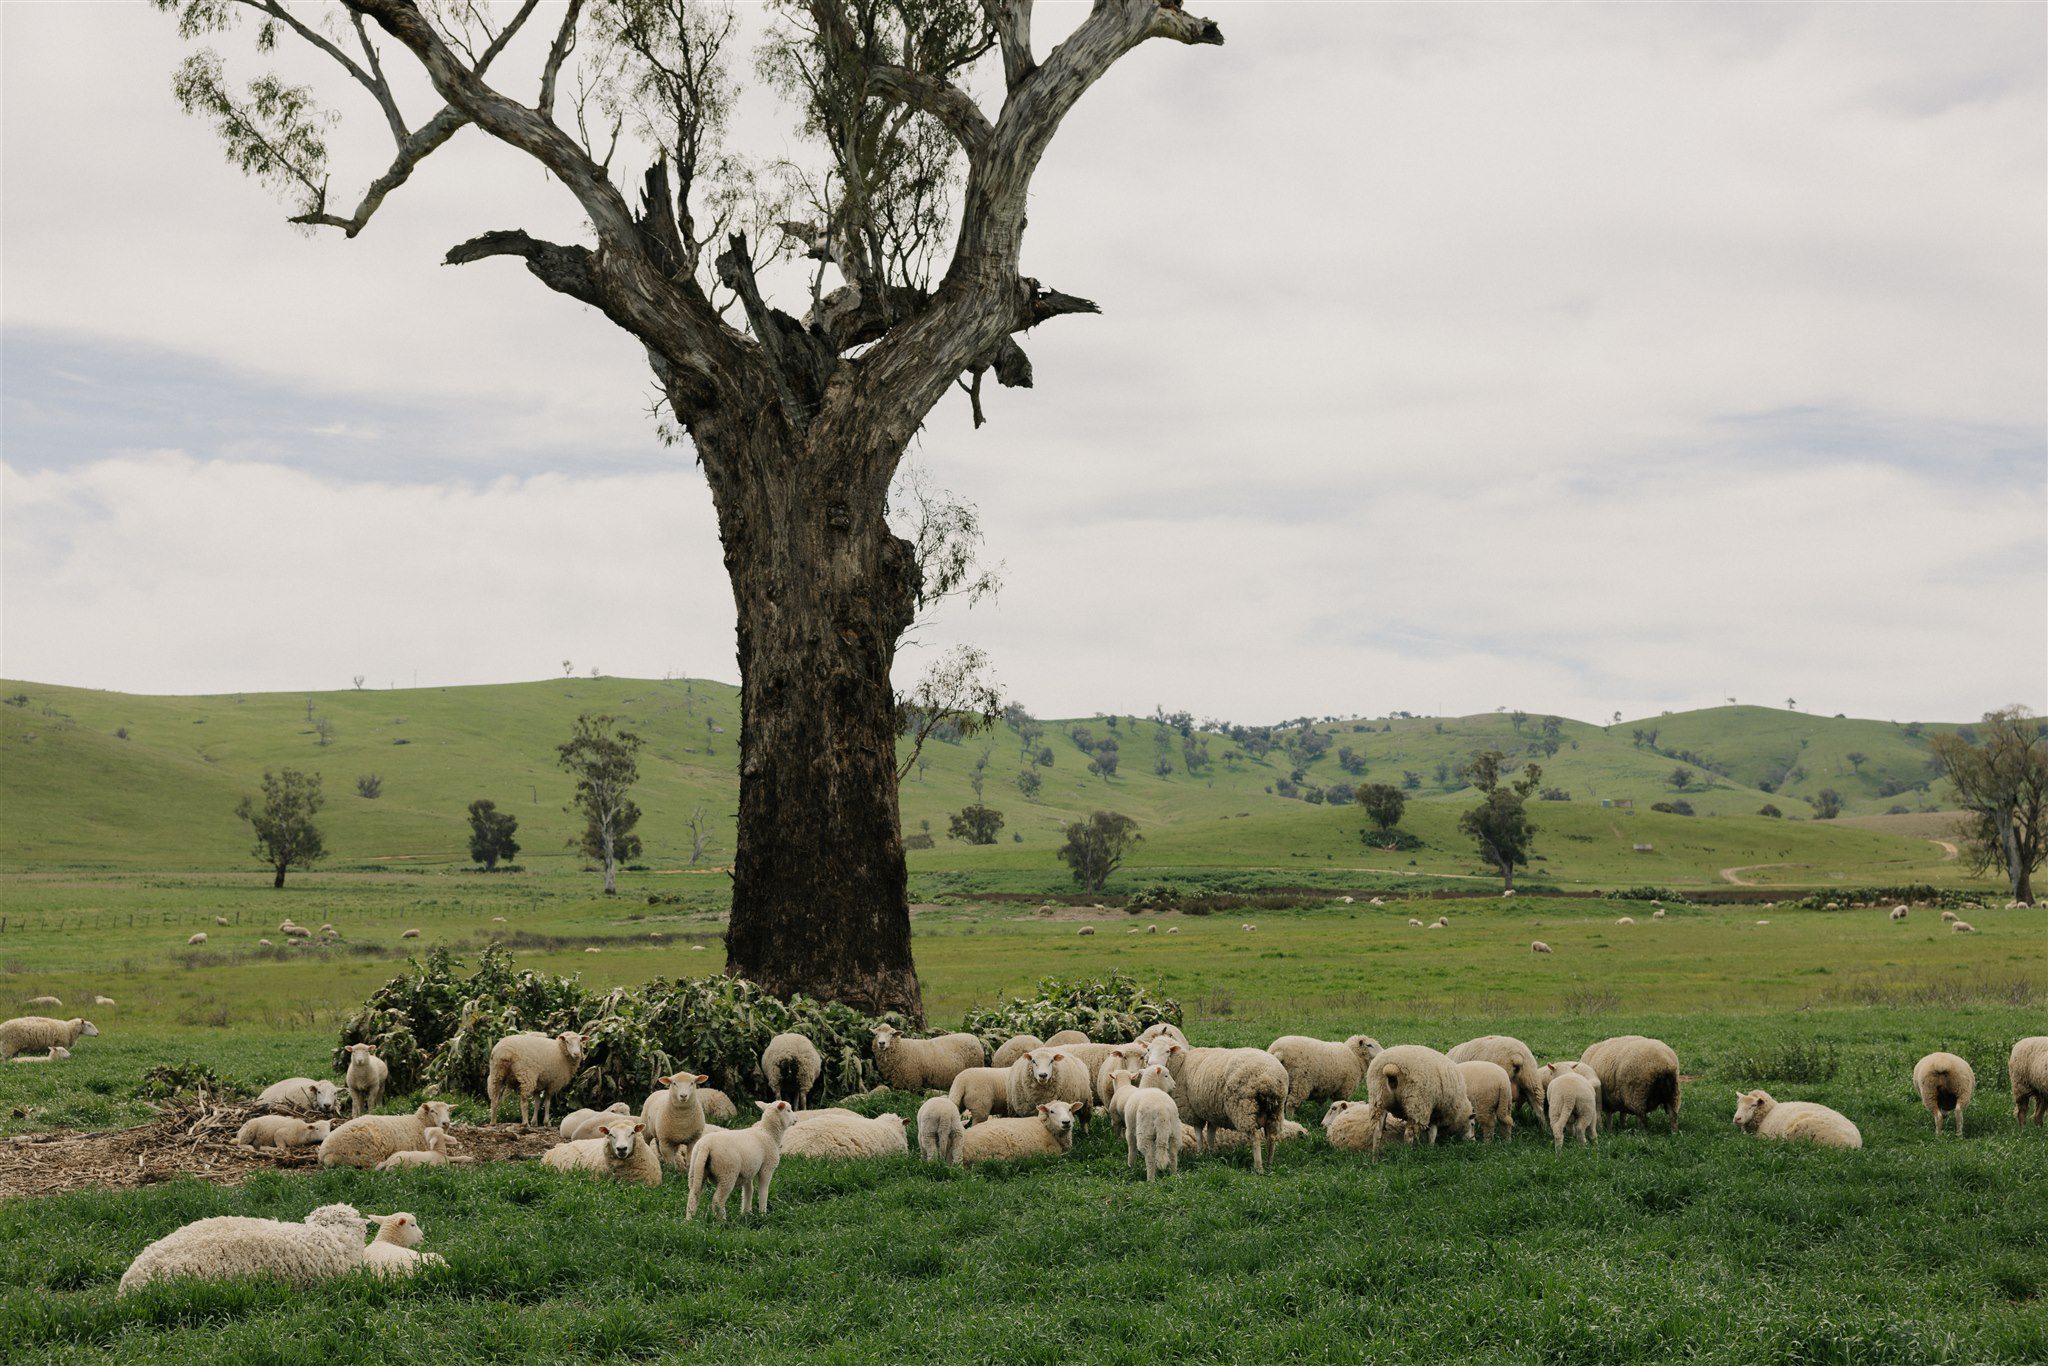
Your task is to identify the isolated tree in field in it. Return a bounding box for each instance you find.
[1668,766,1693,791]
[1088,741,1121,782]
[1058,811,1141,893]
[1845,751,1868,773]
[1931,707,2047,903]
[947,804,1005,845]
[557,712,643,896]
[236,768,327,888]
[1459,750,1540,890]
[466,798,521,871]
[355,773,383,799]
[311,715,336,747]
[685,805,715,865]
[1359,783,1407,837]
[152,0,1226,1019]
[1811,788,1844,821]
[1015,768,1042,800]
[897,645,1003,782]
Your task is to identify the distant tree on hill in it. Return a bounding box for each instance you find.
[1509,709,1527,733]
[1057,811,1141,892]
[558,712,643,896]
[685,806,714,866]
[1088,742,1120,782]
[1153,756,1175,777]
[1359,783,1406,837]
[237,768,327,889]
[1459,751,1541,891]
[948,805,1005,845]
[1401,770,1423,791]
[1932,707,2047,903]
[1031,745,1054,769]
[1845,751,1868,773]
[1433,760,1452,787]
[467,799,521,870]
[1539,786,1569,802]
[1650,800,1694,817]
[1811,788,1844,821]
[1758,804,1782,818]
[1669,766,1693,791]
[896,646,1003,783]
[1337,746,1367,776]
[1182,736,1212,774]
[311,715,336,747]
[1016,769,1042,800]
[1902,722,1924,740]
[355,774,382,799]
[1786,697,1797,711]
[352,675,365,690]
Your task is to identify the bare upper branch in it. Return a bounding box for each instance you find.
[980,0,1035,89]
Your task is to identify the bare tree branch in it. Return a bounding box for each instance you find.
[538,0,586,118]
[444,229,603,307]
[292,106,466,236]
[981,0,1035,89]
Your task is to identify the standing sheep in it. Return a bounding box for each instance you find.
[543,1117,663,1186]
[1094,1043,1152,1105]
[917,1095,970,1165]
[1268,1035,1382,1113]
[1362,1045,1472,1152]
[2009,1037,2048,1124]
[1137,1023,1190,1048]
[1731,1090,1862,1149]
[236,1116,333,1150]
[187,933,208,945]
[687,1100,794,1221]
[761,1032,823,1110]
[1890,906,1908,922]
[1447,1035,1547,1119]
[697,1088,739,1123]
[561,1103,634,1142]
[1144,1040,1288,1173]
[1126,1085,1181,1182]
[318,1101,455,1169]
[1456,1060,1514,1142]
[1941,910,1959,923]
[1580,1035,1682,1134]
[486,1030,587,1127]
[0,1016,98,1060]
[1952,921,1975,933]
[946,1067,1014,1124]
[1912,1052,1975,1136]
[642,1073,711,1170]
[1531,941,1552,954]
[258,1078,342,1114]
[1007,1048,1094,1129]
[342,1043,389,1118]
[1545,1070,1600,1149]
[377,1129,456,1168]
[780,1112,909,1160]
[960,1101,1077,1164]
[118,1203,371,1295]
[870,1024,985,1093]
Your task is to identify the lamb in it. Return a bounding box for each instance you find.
[762,1032,823,1110]
[1456,1060,1514,1142]
[960,1101,1077,1164]
[1007,1048,1094,1129]
[187,933,208,945]
[6,1045,70,1063]
[697,1087,739,1123]
[542,1117,663,1186]
[318,1101,455,1169]
[870,1024,985,1093]
[1106,1061,1176,1137]
[360,1212,446,1278]
[1125,1085,1181,1181]
[1952,921,1975,933]
[236,1115,333,1149]
[1545,1070,1599,1149]
[1911,1052,1975,1136]
[342,1043,389,1118]
[947,1067,1015,1124]
[1362,1045,1472,1152]
[1046,1030,1089,1046]
[1093,1043,1152,1104]
[1321,1099,1410,1151]
[1446,1035,1547,1118]
[1267,1034,1382,1112]
[258,1077,341,1114]
[917,1095,969,1164]
[2009,1036,2048,1124]
[118,1202,372,1295]
[1203,1117,1309,1153]
[0,1016,98,1060]
[641,1073,710,1169]
[779,1111,909,1160]
[1145,1039,1287,1172]
[376,1128,456,1168]
[1580,1035,1682,1134]
[561,1102,633,1142]
[1731,1090,1862,1149]
[991,1034,1045,1070]
[686,1100,794,1220]
[486,1030,586,1127]
[1531,941,1552,954]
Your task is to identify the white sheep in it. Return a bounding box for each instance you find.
[1203,1118,1309,1153]
[1952,921,1975,933]
[1581,1035,1682,1134]
[25,995,61,1008]
[318,1101,455,1169]
[1045,1030,1090,1046]
[1322,1100,1412,1151]
[94,995,116,1006]
[1267,1034,1382,1112]
[1103,1068,1143,1137]
[6,1045,71,1063]
[402,929,421,939]
[213,916,229,927]
[1166,926,1180,934]
[1446,1035,1547,1118]
[561,1102,633,1142]
[947,1067,1015,1124]
[761,1032,823,1110]
[259,939,274,947]
[0,1016,98,1060]
[1942,910,1959,923]
[1432,916,1449,928]
[236,1115,333,1149]
[641,1073,710,1170]
[1145,1039,1287,1173]
[1456,1060,1514,1142]
[1007,1048,1094,1128]
[960,1101,1077,1164]
[376,1128,456,1169]
[870,1024,985,1093]
[1077,926,1095,936]
[697,1087,739,1123]
[1501,889,1515,898]
[917,1095,969,1164]
[991,1034,1045,1070]
[1652,909,1667,919]
[1615,917,1635,926]
[1731,1090,1861,1149]
[1136,1023,1190,1048]
[187,932,208,945]
[1126,1086,1181,1181]
[1146,924,1159,934]
[780,1112,909,1160]
[1409,919,1425,928]
[342,1043,389,1118]
[687,1100,794,1220]
[543,1117,662,1186]
[486,1030,586,1127]
[360,1212,446,1278]
[1911,1052,1975,1136]
[1241,923,1256,932]
[1093,1043,1152,1105]
[1362,1045,1471,1151]
[258,1077,341,1114]
[1545,1071,1599,1149]
[118,1204,374,1295]
[2009,1037,2048,1124]
[1531,941,1552,954]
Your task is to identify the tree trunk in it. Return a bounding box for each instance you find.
[602,827,617,896]
[273,865,286,889]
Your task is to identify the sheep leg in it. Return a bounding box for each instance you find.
[714,1170,738,1220]
[1125,1126,1138,1170]
[1955,1107,1964,1138]
[756,1168,773,1216]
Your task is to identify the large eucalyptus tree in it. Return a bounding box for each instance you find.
[151,0,1224,1018]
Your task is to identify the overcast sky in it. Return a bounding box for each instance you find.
[3,2,2043,724]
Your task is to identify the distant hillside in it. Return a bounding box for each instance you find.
[0,678,1974,880]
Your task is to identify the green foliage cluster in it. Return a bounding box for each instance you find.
[1602,886,1691,903]
[1782,885,1985,912]
[959,972,1181,1052]
[133,1062,249,1102]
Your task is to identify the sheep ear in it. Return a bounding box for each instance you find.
[655,1075,672,1086]
[1037,1104,1050,1117]
[694,1074,709,1084]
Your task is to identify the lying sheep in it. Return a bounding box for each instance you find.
[1321,1099,1413,1151]
[1362,1045,1472,1152]
[1731,1090,1862,1149]
[319,1102,455,1169]
[762,1032,822,1110]
[1531,940,1552,954]
[342,1044,388,1118]
[119,1203,372,1294]
[1267,1034,1382,1112]
[1145,1039,1287,1173]
[1546,1071,1599,1149]
[1457,1060,1514,1142]
[258,1077,341,1114]
[377,1128,456,1169]
[561,1102,633,1142]
[780,1112,909,1160]
[687,1101,794,1220]
[1447,1035,1547,1118]
[0,1016,98,1060]
[698,1087,739,1123]
[2010,1037,2048,1124]
[6,1046,71,1063]
[991,1034,1045,1070]
[1007,1048,1093,1129]
[94,994,116,1006]
[947,1067,1014,1124]
[1615,917,1635,926]
[1580,1035,1682,1134]
[237,1115,333,1150]
[641,1073,710,1170]
[1126,1085,1181,1181]
[487,1030,586,1127]
[1911,1053,1975,1136]
[360,1212,446,1278]
[24,995,60,1008]
[543,1117,662,1186]
[961,1101,1077,1164]
[1409,919,1425,928]
[917,1095,969,1165]
[871,1024,985,1093]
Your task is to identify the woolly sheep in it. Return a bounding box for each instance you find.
[1046,1030,1089,1046]
[1077,926,1095,936]
[259,1077,342,1114]
[1409,919,1425,928]
[1093,1043,1152,1104]
[1942,911,1959,923]
[1890,907,1907,922]
[214,916,229,926]
[960,1101,1077,1164]
[487,1030,586,1127]
[6,1046,70,1063]
[318,1101,455,1169]
[917,1095,969,1165]
[1501,889,1515,898]
[641,1073,711,1169]
[1456,1060,1514,1142]
[1242,923,1257,932]
[1447,1035,1547,1118]
[25,995,60,1008]
[278,920,298,933]
[1652,909,1667,919]
[1146,924,1159,934]
[1545,1071,1599,1149]
[1136,1022,1190,1048]
[360,1212,446,1278]
[237,1115,333,1150]
[94,994,115,1006]
[1126,1086,1181,1181]
[947,1067,1015,1124]
[1145,1039,1287,1173]
[1912,1052,1975,1136]
[1531,941,1552,954]
[698,1087,739,1123]
[991,1034,1045,1070]
[0,1016,98,1060]
[1267,1034,1382,1112]
[762,1032,823,1110]
[544,1117,663,1186]
[1731,1090,1861,1149]
[1952,921,1975,933]
[1321,1099,1413,1151]
[2009,1037,2048,1124]
[118,1202,370,1295]
[376,1128,457,1168]
[259,939,274,947]
[780,1111,909,1160]
[186,933,208,945]
[871,1024,984,1093]
[342,1044,389,1118]
[1362,1045,1471,1152]
[402,929,421,939]
[1580,1035,1682,1134]
[1433,916,1449,928]
[1104,1069,1143,1137]
[1203,1118,1308,1153]
[687,1100,794,1220]
[1615,917,1635,926]
[561,1102,633,1141]
[1166,926,1180,934]
[1007,1048,1094,1128]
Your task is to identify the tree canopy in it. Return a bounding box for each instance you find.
[236,767,327,888]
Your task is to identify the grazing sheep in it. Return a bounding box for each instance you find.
[2009,1037,2048,1124]
[991,1034,1045,1070]
[118,1203,371,1295]
[1204,1118,1309,1153]
[93,995,116,1006]
[960,1101,1077,1165]
[1456,1061,1514,1142]
[360,1212,446,1278]
[870,1024,985,1094]
[1093,1043,1152,1104]
[1652,909,1666,919]
[1942,911,1959,923]
[1580,1035,1682,1134]
[259,939,274,947]
[1615,917,1635,926]
[947,1067,1015,1124]
[318,1102,455,1169]
[1077,926,1095,936]
[376,1128,456,1168]
[1241,923,1257,932]
[214,916,229,926]
[1531,941,1552,954]
[1321,1100,1412,1151]
[402,929,421,939]
[486,1031,587,1127]
[761,1032,823,1110]
[1145,1040,1287,1173]
[1731,1090,1862,1149]
[1447,1035,1548,1118]
[258,1078,342,1114]
[543,1118,662,1187]
[1545,1071,1600,1149]
[1267,1034,1382,1112]
[25,995,61,1008]
[1362,1045,1472,1151]
[186,933,208,945]
[1126,1086,1182,1181]
[1890,905,1908,921]
[0,1016,98,1060]
[278,920,299,933]
[917,1095,970,1165]
[1912,1053,1975,1136]
[341,1044,389,1119]
[1166,926,1180,934]
[236,1115,333,1150]
[1146,924,1159,934]
[1409,919,1425,928]
[641,1073,710,1169]
[686,1101,794,1220]
[780,1111,909,1160]
[697,1088,739,1123]
[1952,921,1975,934]
[6,1046,70,1063]
[1007,1048,1094,1129]
[561,1103,633,1142]
[1501,889,1515,898]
